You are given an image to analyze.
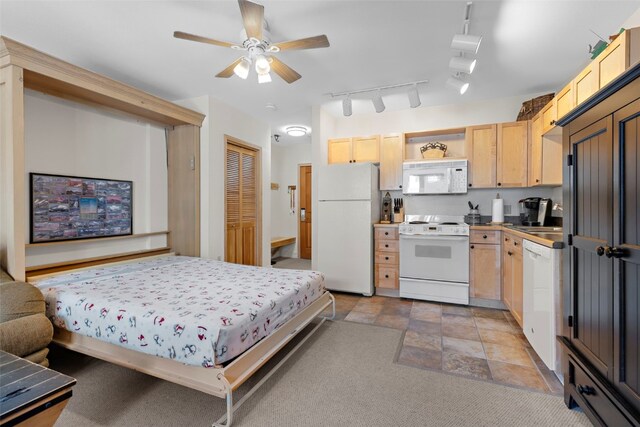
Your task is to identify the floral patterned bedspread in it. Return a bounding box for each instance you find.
[34,256,325,367]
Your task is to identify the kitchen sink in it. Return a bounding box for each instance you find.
[509,226,562,233]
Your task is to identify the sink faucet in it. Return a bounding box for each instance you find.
[553,203,563,212]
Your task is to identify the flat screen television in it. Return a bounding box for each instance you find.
[30,173,133,243]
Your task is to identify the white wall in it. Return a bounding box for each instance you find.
[177,96,272,267]
[622,5,640,28]
[270,142,311,257]
[24,91,168,266]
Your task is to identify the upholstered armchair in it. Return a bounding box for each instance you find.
[0,269,53,366]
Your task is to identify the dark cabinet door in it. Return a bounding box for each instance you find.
[570,116,614,379]
[613,99,640,412]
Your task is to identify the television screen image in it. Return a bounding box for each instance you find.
[30,173,133,243]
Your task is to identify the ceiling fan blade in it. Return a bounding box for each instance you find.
[273,35,330,51]
[238,0,264,40]
[216,58,244,78]
[174,31,237,48]
[269,56,301,84]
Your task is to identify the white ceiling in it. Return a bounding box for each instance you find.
[1,0,638,145]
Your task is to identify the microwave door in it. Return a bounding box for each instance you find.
[405,168,449,194]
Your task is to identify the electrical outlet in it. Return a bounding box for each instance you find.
[504,204,511,214]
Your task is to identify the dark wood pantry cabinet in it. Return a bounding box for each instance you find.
[558,62,640,426]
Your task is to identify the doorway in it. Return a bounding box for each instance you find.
[298,164,312,260]
[225,136,261,266]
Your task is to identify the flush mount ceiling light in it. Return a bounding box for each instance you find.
[372,90,385,113]
[446,76,470,95]
[233,56,252,79]
[451,34,482,54]
[408,84,421,108]
[449,56,477,74]
[342,96,353,117]
[285,126,307,137]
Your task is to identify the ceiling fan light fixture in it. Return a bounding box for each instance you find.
[446,76,470,95]
[342,96,352,117]
[451,34,482,54]
[285,126,307,137]
[234,56,252,79]
[449,56,477,74]
[255,54,270,74]
[372,90,385,113]
[408,84,421,108]
[258,72,272,84]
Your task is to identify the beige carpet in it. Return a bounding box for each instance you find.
[51,321,589,426]
[272,257,311,270]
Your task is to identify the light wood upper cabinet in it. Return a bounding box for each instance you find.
[328,138,352,164]
[465,124,497,188]
[352,135,380,163]
[540,99,556,135]
[380,134,404,191]
[596,29,632,88]
[575,62,599,106]
[497,121,529,188]
[529,114,543,186]
[555,81,575,120]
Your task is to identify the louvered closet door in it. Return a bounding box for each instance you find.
[570,116,614,379]
[226,144,258,266]
[613,99,640,411]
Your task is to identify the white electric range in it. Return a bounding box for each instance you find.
[399,215,470,305]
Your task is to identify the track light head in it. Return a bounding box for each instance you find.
[408,84,421,108]
[372,90,385,113]
[342,96,352,117]
[446,76,470,95]
[451,34,482,54]
[449,56,477,74]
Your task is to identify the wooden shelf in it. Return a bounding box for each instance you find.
[26,231,169,248]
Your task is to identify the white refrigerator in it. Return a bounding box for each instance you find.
[317,163,380,295]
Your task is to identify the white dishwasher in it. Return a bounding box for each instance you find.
[523,240,562,382]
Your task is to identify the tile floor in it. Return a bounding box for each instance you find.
[325,292,563,395]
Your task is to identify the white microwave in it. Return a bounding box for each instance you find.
[402,159,468,195]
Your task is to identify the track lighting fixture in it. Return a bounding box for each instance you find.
[451,34,482,54]
[342,96,352,117]
[408,84,421,108]
[372,90,385,113]
[449,56,477,74]
[446,76,470,95]
[233,56,252,80]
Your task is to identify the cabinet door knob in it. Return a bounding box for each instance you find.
[470,245,475,249]
[385,256,389,260]
[505,237,509,242]
[468,183,473,187]
[385,232,389,235]
[399,185,402,188]
[596,246,605,256]
[385,274,389,279]
[514,241,518,246]
[507,251,513,256]
[385,244,389,248]
[550,120,556,126]
[497,183,502,187]
[482,234,487,239]
[535,179,540,183]
[577,385,595,396]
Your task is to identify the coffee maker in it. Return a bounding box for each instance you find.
[519,197,552,226]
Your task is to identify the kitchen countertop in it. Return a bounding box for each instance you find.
[374,223,400,227]
[470,224,564,249]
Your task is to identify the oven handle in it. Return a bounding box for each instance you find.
[400,234,469,241]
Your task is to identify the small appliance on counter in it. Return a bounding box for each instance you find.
[519,197,552,226]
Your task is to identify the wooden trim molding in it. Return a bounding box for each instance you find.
[0,36,204,127]
[25,231,170,248]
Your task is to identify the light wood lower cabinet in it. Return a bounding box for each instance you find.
[502,232,523,327]
[374,225,399,290]
[469,234,502,301]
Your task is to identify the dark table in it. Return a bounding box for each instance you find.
[0,350,76,426]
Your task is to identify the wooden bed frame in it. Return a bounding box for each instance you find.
[31,257,336,426]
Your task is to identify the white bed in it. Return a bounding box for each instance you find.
[30,255,335,426]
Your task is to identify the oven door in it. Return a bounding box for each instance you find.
[399,234,469,283]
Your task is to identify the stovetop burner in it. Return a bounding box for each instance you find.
[409,221,428,224]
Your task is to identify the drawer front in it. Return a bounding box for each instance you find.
[375,251,399,265]
[375,266,399,289]
[511,235,523,255]
[470,230,501,244]
[376,239,399,252]
[375,227,398,240]
[568,356,633,427]
[503,233,523,255]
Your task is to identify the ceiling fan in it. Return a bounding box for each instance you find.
[174,0,330,84]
